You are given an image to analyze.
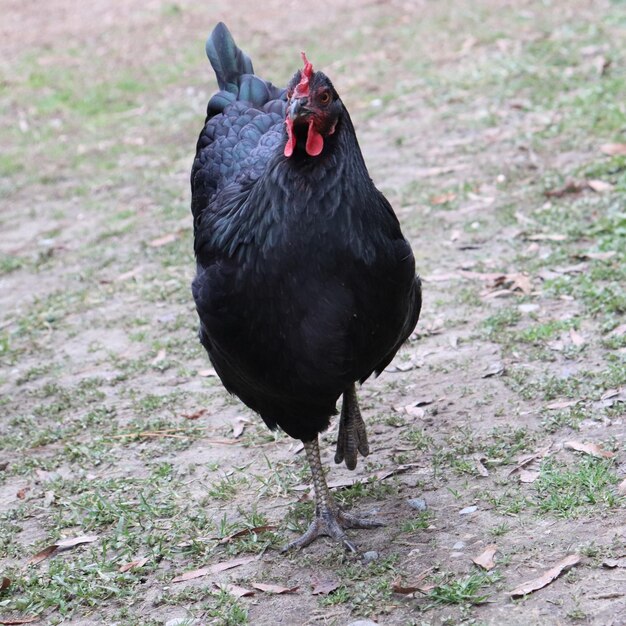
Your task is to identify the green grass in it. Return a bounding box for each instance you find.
[535,457,623,517]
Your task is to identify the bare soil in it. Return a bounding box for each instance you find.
[1,1,625,625]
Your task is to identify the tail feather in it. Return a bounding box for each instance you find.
[205,22,254,95]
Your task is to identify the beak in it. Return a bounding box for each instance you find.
[288,97,311,121]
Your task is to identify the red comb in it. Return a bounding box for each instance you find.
[293,51,313,98]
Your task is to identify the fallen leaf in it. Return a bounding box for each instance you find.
[459,505,478,515]
[482,362,504,378]
[231,417,252,439]
[617,478,626,496]
[1,577,10,590]
[600,143,626,156]
[0,462,9,472]
[569,329,585,347]
[251,582,299,594]
[171,556,256,582]
[564,441,615,459]
[114,267,142,282]
[602,558,626,569]
[519,469,540,484]
[600,388,626,407]
[373,463,422,481]
[508,444,553,476]
[473,454,489,477]
[430,192,457,205]
[546,400,578,410]
[587,179,614,193]
[578,251,616,262]
[16,488,28,500]
[472,545,498,571]
[0,618,40,625]
[148,232,178,247]
[608,324,626,338]
[544,180,587,198]
[218,525,277,544]
[198,368,218,377]
[215,582,254,597]
[152,349,166,364]
[525,233,567,242]
[182,408,207,420]
[118,557,149,573]
[311,579,340,595]
[27,535,98,566]
[508,554,581,597]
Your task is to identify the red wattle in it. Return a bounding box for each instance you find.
[284,118,295,157]
[305,120,324,156]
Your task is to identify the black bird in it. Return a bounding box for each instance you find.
[191,23,421,551]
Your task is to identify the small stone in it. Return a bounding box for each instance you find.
[452,541,465,550]
[459,505,478,515]
[363,551,379,563]
[347,621,380,626]
[407,497,428,512]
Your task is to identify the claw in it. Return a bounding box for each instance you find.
[335,384,369,470]
[283,437,383,553]
[281,508,383,553]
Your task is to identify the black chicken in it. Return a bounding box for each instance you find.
[191,23,421,552]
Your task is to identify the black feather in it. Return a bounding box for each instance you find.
[191,25,421,442]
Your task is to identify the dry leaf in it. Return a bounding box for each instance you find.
[251,582,299,594]
[1,577,10,590]
[114,267,142,282]
[182,408,207,420]
[218,525,277,544]
[0,618,40,625]
[215,583,254,597]
[472,545,498,571]
[152,349,166,364]
[508,444,553,476]
[198,368,218,377]
[608,324,626,338]
[27,535,98,565]
[600,143,626,156]
[587,179,614,193]
[526,233,567,242]
[579,251,616,261]
[473,454,489,477]
[544,180,587,198]
[16,488,28,500]
[519,469,540,484]
[171,556,256,583]
[546,400,578,410]
[482,362,504,378]
[569,329,585,347]
[148,233,178,247]
[231,417,251,439]
[508,554,581,597]
[430,192,456,205]
[311,579,340,595]
[602,558,626,569]
[118,557,149,573]
[617,478,626,496]
[564,441,615,459]
[600,388,626,407]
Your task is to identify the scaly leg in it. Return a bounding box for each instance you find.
[282,437,382,553]
[334,383,369,470]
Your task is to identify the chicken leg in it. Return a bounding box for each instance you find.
[334,383,369,470]
[282,437,382,553]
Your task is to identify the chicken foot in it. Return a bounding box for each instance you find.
[282,437,382,553]
[334,383,369,470]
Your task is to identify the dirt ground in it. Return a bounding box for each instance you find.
[1,1,625,625]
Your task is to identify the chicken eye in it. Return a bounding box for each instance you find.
[319,91,331,105]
